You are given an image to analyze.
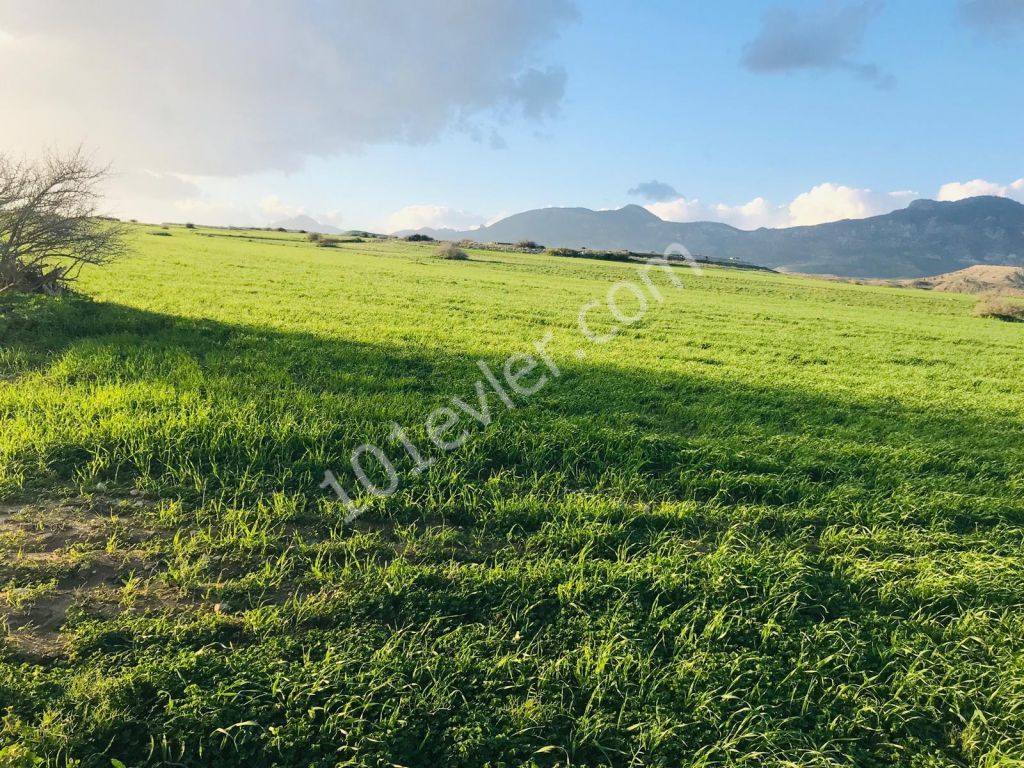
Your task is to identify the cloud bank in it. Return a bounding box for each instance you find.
[646,176,1024,230]
[646,183,918,229]
[0,1,576,177]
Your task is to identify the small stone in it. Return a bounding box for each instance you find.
[213,603,230,614]
[95,482,108,492]
[129,489,140,497]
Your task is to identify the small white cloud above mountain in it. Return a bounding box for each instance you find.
[938,177,1024,202]
[789,183,907,226]
[645,195,788,229]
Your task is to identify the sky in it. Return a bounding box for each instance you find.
[1,0,1022,232]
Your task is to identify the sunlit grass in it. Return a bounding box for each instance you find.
[0,224,1022,766]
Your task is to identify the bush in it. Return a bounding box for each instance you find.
[1,149,127,294]
[148,231,172,237]
[973,298,1024,321]
[307,232,322,243]
[516,240,542,250]
[405,234,434,242]
[184,222,195,229]
[316,237,342,248]
[434,243,469,260]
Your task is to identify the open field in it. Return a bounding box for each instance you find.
[2,225,1024,766]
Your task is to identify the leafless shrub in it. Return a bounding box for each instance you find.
[434,243,469,260]
[0,149,128,294]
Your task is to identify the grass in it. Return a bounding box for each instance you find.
[0,224,1023,766]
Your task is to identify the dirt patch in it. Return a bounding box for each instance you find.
[0,502,21,525]
[0,495,167,660]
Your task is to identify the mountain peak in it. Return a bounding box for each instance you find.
[399,195,1024,279]
[907,199,943,212]
[616,204,661,220]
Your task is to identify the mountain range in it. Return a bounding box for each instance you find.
[399,196,1024,279]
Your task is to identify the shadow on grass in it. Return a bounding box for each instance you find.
[2,292,1021,528]
[3,293,1024,767]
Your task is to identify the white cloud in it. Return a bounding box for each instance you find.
[258,196,345,228]
[714,197,791,228]
[647,195,792,229]
[106,170,200,201]
[386,205,488,233]
[646,183,917,230]
[789,182,899,226]
[259,195,304,220]
[645,198,716,224]
[167,198,257,227]
[937,177,1024,202]
[0,1,575,177]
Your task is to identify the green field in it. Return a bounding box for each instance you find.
[2,225,1024,766]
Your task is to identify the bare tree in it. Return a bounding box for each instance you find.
[0,149,127,294]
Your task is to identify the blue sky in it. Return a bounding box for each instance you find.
[1,0,1021,231]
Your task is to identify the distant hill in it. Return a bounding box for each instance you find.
[400,197,1024,279]
[893,265,1024,295]
[270,214,342,234]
